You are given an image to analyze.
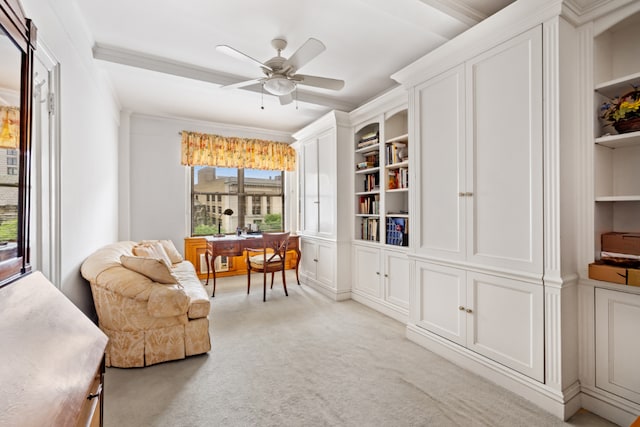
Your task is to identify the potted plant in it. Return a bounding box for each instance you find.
[599,86,640,134]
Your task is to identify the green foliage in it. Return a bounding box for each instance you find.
[194,224,218,236]
[261,214,282,231]
[0,219,17,242]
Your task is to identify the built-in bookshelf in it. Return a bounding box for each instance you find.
[353,108,409,246]
[592,19,640,260]
[355,123,381,242]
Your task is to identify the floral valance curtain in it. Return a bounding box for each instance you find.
[0,106,20,149]
[180,131,296,171]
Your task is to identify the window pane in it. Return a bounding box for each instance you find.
[0,148,19,250]
[191,166,284,235]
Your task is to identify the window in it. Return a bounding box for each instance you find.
[7,157,16,165]
[191,166,284,235]
[251,196,261,215]
[7,167,16,175]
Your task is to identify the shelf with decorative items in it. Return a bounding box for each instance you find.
[591,24,640,270]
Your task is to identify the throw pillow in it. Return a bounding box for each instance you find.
[120,255,178,284]
[159,239,183,264]
[133,242,173,269]
[139,239,183,265]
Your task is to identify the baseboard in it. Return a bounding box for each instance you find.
[406,323,580,420]
[351,291,408,324]
[580,385,640,427]
[300,275,350,301]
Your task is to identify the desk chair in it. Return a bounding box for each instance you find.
[245,232,290,301]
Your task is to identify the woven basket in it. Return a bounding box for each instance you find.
[614,116,640,134]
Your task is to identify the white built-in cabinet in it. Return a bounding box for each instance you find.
[416,27,543,274]
[349,87,413,322]
[300,238,335,290]
[416,262,543,381]
[594,288,640,404]
[409,25,544,380]
[578,6,640,426]
[293,111,352,301]
[352,245,411,322]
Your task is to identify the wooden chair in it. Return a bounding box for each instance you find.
[245,232,290,301]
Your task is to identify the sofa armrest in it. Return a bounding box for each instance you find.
[147,285,190,318]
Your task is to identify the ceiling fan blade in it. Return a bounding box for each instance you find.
[279,93,294,105]
[293,74,344,91]
[216,45,272,72]
[284,38,325,72]
[220,78,263,89]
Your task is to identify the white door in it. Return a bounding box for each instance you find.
[595,288,640,404]
[302,138,319,234]
[384,250,410,310]
[353,245,381,297]
[465,26,543,275]
[300,239,317,280]
[316,129,335,237]
[416,65,466,261]
[315,241,335,288]
[466,271,544,381]
[415,262,466,346]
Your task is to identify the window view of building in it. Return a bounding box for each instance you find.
[191,166,284,236]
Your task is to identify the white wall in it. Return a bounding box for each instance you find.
[127,114,292,255]
[22,0,121,317]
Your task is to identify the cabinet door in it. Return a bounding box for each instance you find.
[595,288,640,404]
[353,245,381,298]
[384,251,410,310]
[465,26,543,274]
[302,138,319,234]
[415,262,466,346]
[315,242,335,287]
[317,130,335,237]
[300,239,317,279]
[466,272,543,381]
[416,65,466,261]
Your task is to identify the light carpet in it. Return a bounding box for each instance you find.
[104,271,617,427]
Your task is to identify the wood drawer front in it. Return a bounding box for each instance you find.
[213,242,241,256]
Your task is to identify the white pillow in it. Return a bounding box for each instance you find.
[133,242,173,268]
[139,239,183,265]
[120,255,178,284]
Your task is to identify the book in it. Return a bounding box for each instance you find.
[386,217,408,246]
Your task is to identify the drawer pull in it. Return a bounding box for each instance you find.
[458,306,465,311]
[465,308,473,314]
[87,384,102,400]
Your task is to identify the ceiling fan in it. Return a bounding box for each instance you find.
[216,37,345,105]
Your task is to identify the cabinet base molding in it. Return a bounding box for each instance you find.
[406,323,581,421]
[580,386,640,427]
[300,273,351,301]
[351,290,408,324]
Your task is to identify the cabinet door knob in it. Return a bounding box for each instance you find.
[465,308,473,313]
[384,274,388,278]
[458,306,465,311]
[313,258,318,262]
[458,192,465,197]
[376,272,380,275]
[465,192,474,197]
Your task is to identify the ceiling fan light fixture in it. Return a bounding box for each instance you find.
[263,76,296,96]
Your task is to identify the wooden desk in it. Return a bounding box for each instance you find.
[205,235,301,297]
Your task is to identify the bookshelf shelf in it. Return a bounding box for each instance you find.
[353,107,409,245]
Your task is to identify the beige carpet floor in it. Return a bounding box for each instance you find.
[104,271,619,427]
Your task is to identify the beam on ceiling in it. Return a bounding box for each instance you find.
[92,43,356,112]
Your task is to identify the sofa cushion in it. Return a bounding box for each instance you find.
[120,255,178,284]
[140,239,183,264]
[133,242,173,268]
[172,261,210,319]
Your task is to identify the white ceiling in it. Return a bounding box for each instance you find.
[76,0,515,133]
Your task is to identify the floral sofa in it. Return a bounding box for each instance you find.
[80,240,211,368]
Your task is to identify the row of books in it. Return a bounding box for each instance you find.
[361,218,380,241]
[357,132,379,149]
[386,217,409,246]
[358,194,380,214]
[387,168,408,190]
[363,173,379,192]
[385,142,407,165]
